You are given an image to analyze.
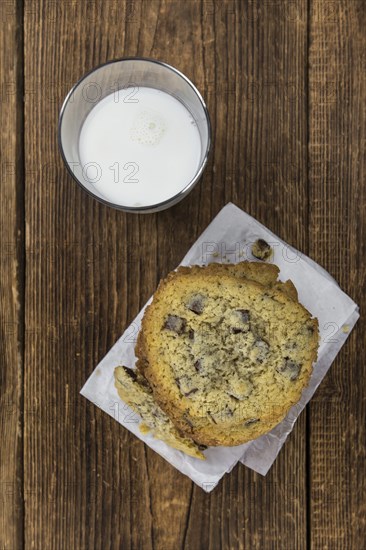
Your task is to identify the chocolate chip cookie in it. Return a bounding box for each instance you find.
[136,263,318,447]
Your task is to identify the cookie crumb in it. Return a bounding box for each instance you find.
[139,423,151,434]
[342,324,350,333]
[252,239,272,261]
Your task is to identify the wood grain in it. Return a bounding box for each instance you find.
[184,1,310,549]
[308,1,366,548]
[0,0,363,548]
[23,1,193,549]
[0,1,24,549]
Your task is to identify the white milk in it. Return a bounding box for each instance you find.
[78,87,202,207]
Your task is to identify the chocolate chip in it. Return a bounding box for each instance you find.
[231,327,244,334]
[163,315,187,334]
[277,358,301,381]
[252,238,272,261]
[244,418,260,426]
[194,359,203,373]
[186,294,205,314]
[184,388,198,397]
[236,309,250,323]
[139,378,152,391]
[188,328,195,340]
[122,367,137,380]
[198,444,207,451]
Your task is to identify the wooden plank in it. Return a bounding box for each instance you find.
[23,1,194,549]
[308,0,366,547]
[183,2,310,548]
[0,1,24,549]
[24,0,310,548]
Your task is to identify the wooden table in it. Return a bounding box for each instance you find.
[1,1,365,548]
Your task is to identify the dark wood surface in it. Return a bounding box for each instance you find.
[1,0,365,548]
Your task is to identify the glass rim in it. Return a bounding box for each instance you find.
[58,56,212,213]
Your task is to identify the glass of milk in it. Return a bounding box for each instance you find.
[58,58,211,212]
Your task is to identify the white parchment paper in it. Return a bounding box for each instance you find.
[81,203,359,492]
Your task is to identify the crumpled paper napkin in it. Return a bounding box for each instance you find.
[81,203,359,492]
